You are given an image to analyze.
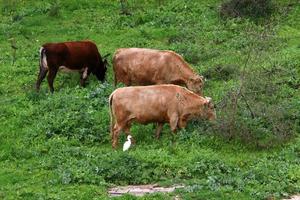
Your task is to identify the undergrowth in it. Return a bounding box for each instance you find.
[0,0,299,199]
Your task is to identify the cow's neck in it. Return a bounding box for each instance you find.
[174,62,196,85]
[179,96,204,117]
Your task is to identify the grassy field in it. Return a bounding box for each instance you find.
[0,0,299,199]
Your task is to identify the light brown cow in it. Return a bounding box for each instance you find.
[109,84,216,149]
[112,48,204,95]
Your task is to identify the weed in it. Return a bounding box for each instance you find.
[0,0,299,199]
[220,0,274,19]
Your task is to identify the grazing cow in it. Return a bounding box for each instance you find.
[113,48,204,95]
[109,84,216,149]
[36,41,109,93]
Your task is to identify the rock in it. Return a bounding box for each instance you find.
[108,184,184,197]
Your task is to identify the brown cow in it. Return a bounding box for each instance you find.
[112,48,204,95]
[36,41,109,93]
[109,84,216,148]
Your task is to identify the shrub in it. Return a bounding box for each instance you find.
[220,0,274,19]
[1,0,18,14]
[32,84,114,143]
[214,66,298,148]
[202,64,239,81]
[177,45,202,65]
[52,151,174,185]
[48,1,60,17]
[119,0,131,15]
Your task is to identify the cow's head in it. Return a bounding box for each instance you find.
[187,75,204,95]
[94,53,110,82]
[202,97,216,121]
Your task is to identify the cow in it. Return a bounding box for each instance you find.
[109,84,216,149]
[36,41,109,93]
[112,48,205,95]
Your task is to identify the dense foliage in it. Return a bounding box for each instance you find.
[0,0,299,199]
[220,0,274,18]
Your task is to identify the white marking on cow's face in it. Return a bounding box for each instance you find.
[82,67,88,79]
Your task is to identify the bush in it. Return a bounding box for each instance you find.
[32,84,114,143]
[48,1,60,17]
[203,64,239,81]
[214,66,298,148]
[220,0,274,19]
[52,151,174,185]
[1,0,18,14]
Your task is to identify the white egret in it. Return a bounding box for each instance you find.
[123,135,132,151]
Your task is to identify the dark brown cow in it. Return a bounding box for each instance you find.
[113,48,204,95]
[36,41,109,93]
[109,84,216,148]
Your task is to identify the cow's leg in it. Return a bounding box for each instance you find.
[79,72,85,87]
[155,123,163,139]
[169,114,179,145]
[47,68,58,93]
[169,114,179,133]
[112,120,131,149]
[80,67,90,87]
[112,124,122,149]
[36,67,48,91]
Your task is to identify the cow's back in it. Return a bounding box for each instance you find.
[113,48,175,85]
[42,43,68,65]
[43,41,100,69]
[64,41,99,57]
[111,85,184,123]
[113,48,197,87]
[64,41,100,67]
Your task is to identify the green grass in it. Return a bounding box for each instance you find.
[0,0,299,199]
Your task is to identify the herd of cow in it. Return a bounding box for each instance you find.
[36,41,216,149]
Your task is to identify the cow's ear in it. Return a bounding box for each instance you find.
[196,75,205,83]
[189,76,195,81]
[204,97,212,108]
[205,97,212,102]
[199,75,205,82]
[190,75,204,83]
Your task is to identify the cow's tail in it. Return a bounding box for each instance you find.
[39,47,46,70]
[36,47,47,91]
[112,53,118,88]
[108,91,115,138]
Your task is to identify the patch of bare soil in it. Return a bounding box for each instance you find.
[283,195,300,200]
[108,184,184,197]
